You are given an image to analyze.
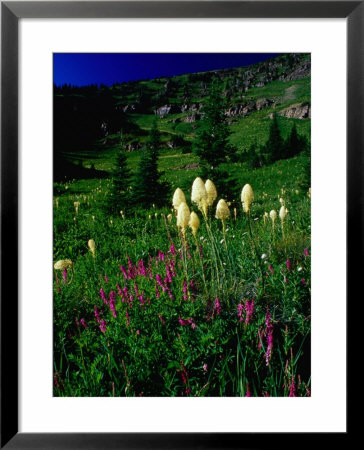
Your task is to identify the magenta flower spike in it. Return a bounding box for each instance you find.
[94,305,101,323]
[304,248,309,257]
[104,275,109,283]
[265,309,274,366]
[286,259,291,271]
[80,318,87,328]
[237,303,244,322]
[268,265,274,275]
[120,266,128,280]
[99,319,107,333]
[214,298,221,315]
[100,288,108,305]
[62,268,67,284]
[183,279,188,301]
[289,377,296,397]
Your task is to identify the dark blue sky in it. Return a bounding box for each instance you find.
[54,53,280,87]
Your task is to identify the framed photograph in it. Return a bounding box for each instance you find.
[1,1,358,448]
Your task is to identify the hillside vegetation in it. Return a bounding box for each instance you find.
[53,53,311,397]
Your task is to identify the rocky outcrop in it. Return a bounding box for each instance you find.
[225,98,274,118]
[183,113,201,123]
[154,104,180,116]
[278,103,311,119]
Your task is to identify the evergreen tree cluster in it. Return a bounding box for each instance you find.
[106,120,170,215]
[243,115,309,169]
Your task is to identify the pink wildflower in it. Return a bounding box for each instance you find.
[237,303,244,322]
[245,299,254,324]
[99,319,107,333]
[94,305,101,323]
[289,377,296,397]
[199,245,204,259]
[155,284,160,299]
[100,288,108,305]
[203,363,208,372]
[104,275,109,283]
[109,290,117,317]
[304,248,309,257]
[158,314,165,325]
[183,279,188,301]
[245,384,251,397]
[80,318,87,328]
[214,298,221,315]
[286,259,291,271]
[301,278,306,285]
[62,269,67,284]
[120,266,128,279]
[265,309,273,366]
[268,264,274,275]
[169,244,176,255]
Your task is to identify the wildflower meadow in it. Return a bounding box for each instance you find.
[53,53,311,397]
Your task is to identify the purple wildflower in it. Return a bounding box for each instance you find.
[214,298,221,315]
[286,259,291,271]
[62,269,67,284]
[301,278,306,285]
[158,314,165,326]
[94,305,101,323]
[245,299,254,324]
[120,266,128,280]
[268,264,274,275]
[265,309,274,366]
[156,274,166,292]
[203,363,208,372]
[104,274,109,283]
[80,318,87,328]
[100,288,108,305]
[158,250,165,261]
[99,319,107,333]
[183,279,188,301]
[237,303,244,322]
[304,248,309,257]
[138,259,146,277]
[109,290,117,318]
[289,377,296,397]
[245,384,251,397]
[169,244,176,255]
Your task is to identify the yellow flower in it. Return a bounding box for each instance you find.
[177,202,190,236]
[241,184,254,213]
[189,211,200,236]
[279,206,288,222]
[270,210,277,224]
[167,213,173,222]
[205,179,217,206]
[263,212,269,225]
[215,199,230,220]
[74,201,80,214]
[191,177,208,216]
[88,239,96,257]
[172,188,186,211]
[54,259,73,270]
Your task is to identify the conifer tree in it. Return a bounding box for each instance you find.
[106,133,132,214]
[131,120,169,208]
[263,114,284,163]
[193,78,237,198]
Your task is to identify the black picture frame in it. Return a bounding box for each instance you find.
[1,1,359,448]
